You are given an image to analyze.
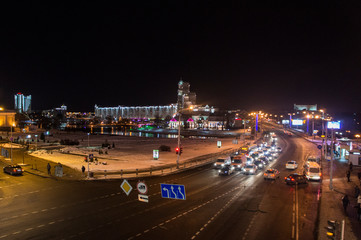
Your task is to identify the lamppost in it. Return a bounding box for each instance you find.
[35,135,38,151]
[87,133,90,147]
[176,106,192,169]
[176,112,181,169]
[10,123,15,164]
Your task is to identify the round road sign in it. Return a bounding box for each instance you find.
[137,181,148,194]
[317,145,322,149]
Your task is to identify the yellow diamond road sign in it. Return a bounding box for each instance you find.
[120,179,133,196]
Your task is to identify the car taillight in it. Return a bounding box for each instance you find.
[284,177,287,180]
[271,174,275,177]
[291,178,295,181]
[264,173,267,176]
[319,173,322,176]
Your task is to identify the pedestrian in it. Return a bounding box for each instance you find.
[342,194,350,213]
[47,163,51,175]
[81,165,85,175]
[347,170,351,182]
[349,162,353,172]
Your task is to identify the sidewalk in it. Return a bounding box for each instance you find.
[318,157,361,240]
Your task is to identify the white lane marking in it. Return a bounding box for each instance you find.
[25,227,33,231]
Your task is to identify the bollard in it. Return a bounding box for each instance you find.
[170,167,172,172]
[150,167,152,176]
[184,163,186,168]
[104,170,107,179]
[136,168,138,176]
[120,169,123,178]
[161,169,163,174]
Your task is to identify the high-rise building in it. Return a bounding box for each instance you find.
[177,80,196,111]
[14,93,31,113]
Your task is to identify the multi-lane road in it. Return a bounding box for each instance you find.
[0,130,322,240]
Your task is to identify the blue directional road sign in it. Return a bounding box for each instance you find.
[160,183,186,200]
[317,145,322,149]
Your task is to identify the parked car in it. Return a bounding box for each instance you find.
[284,173,308,185]
[3,165,23,176]
[264,169,280,180]
[218,165,235,176]
[286,161,298,170]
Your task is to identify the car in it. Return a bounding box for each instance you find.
[218,165,235,176]
[264,153,274,161]
[284,173,308,185]
[231,159,244,170]
[214,157,231,168]
[242,164,258,175]
[258,157,269,165]
[277,147,282,153]
[3,165,24,176]
[286,161,298,170]
[303,162,322,181]
[254,160,265,169]
[264,168,280,180]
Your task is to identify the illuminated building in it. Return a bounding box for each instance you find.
[14,93,32,113]
[0,110,16,127]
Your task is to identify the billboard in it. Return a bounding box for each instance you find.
[292,119,303,126]
[282,120,289,125]
[327,121,341,129]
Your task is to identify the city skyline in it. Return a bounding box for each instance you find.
[0,2,360,113]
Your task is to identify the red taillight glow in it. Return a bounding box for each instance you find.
[319,173,322,176]
[271,174,275,177]
[291,178,295,181]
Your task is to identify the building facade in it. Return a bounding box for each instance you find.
[95,104,177,121]
[14,93,31,113]
[0,110,16,127]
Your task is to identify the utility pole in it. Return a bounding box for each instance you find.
[330,126,334,190]
[10,125,13,164]
[176,113,181,169]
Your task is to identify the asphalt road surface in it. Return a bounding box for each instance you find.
[0,130,322,240]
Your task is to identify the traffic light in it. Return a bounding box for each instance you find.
[326,220,336,239]
[180,147,183,155]
[175,147,179,154]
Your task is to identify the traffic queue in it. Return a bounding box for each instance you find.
[214,138,282,177]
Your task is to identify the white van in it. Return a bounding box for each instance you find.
[214,157,231,168]
[304,162,322,181]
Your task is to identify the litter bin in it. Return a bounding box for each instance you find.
[89,172,94,178]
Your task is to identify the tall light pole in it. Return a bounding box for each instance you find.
[10,123,14,164]
[35,135,38,151]
[87,133,90,147]
[176,113,181,169]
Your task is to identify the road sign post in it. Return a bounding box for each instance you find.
[160,183,186,200]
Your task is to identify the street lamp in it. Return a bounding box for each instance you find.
[87,133,90,147]
[35,135,38,151]
[10,123,15,164]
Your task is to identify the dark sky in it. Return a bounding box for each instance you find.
[0,1,360,113]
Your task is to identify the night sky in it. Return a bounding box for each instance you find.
[0,2,360,113]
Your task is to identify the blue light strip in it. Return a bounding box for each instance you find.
[256,114,258,131]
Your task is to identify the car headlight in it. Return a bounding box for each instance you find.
[238,165,241,167]
[218,170,221,173]
[214,163,217,166]
[259,164,263,167]
[250,169,254,173]
[221,164,224,167]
